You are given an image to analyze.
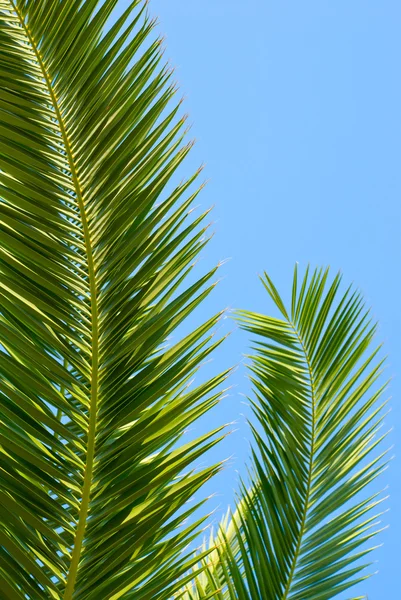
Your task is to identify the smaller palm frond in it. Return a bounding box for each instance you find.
[181,265,389,600]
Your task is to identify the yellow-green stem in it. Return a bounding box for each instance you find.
[281,325,316,600]
[9,3,99,597]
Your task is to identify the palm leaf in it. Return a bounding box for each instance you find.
[181,266,388,600]
[0,1,229,597]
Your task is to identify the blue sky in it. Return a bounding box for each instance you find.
[124,1,401,596]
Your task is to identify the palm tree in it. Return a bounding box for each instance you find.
[0,1,389,598]
[179,267,389,599]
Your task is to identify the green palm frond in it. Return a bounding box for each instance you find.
[0,1,229,597]
[181,266,389,600]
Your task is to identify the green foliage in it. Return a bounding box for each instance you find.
[0,1,229,597]
[179,266,388,600]
[0,0,389,598]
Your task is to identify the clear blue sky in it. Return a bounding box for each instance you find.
[123,1,401,596]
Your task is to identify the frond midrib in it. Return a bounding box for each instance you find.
[8,2,99,597]
[281,322,317,600]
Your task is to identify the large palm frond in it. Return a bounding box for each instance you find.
[179,266,389,600]
[0,1,229,597]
